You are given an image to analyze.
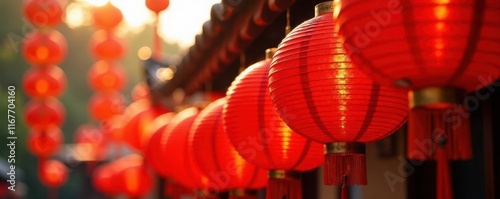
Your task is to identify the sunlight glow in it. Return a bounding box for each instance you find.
[65,2,91,29]
[84,0,109,7]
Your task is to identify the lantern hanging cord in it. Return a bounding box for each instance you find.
[153,13,162,60]
[239,52,246,73]
[285,9,291,35]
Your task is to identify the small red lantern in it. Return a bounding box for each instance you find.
[23,65,66,98]
[23,0,63,28]
[144,112,175,177]
[268,3,408,198]
[92,2,123,30]
[88,60,126,91]
[88,92,126,121]
[24,98,65,129]
[38,159,68,188]
[122,99,170,152]
[120,164,154,197]
[90,30,126,61]
[27,126,63,157]
[145,0,169,13]
[74,125,107,161]
[225,49,324,199]
[92,164,121,195]
[191,98,268,193]
[23,30,67,66]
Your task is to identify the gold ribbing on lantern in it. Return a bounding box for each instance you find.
[265,48,277,60]
[268,170,301,179]
[408,87,466,109]
[325,142,366,154]
[315,1,334,16]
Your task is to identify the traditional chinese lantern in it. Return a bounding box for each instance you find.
[224,49,324,199]
[23,0,63,28]
[122,99,170,152]
[144,112,175,177]
[92,2,123,30]
[90,30,126,61]
[27,126,63,157]
[191,98,268,195]
[145,0,169,59]
[120,164,154,197]
[74,125,107,161]
[101,115,126,141]
[146,0,169,13]
[88,60,126,91]
[38,159,68,188]
[88,92,126,121]
[92,164,121,195]
[268,3,408,197]
[24,98,65,129]
[23,65,67,98]
[22,30,67,66]
[337,0,500,198]
[162,108,211,193]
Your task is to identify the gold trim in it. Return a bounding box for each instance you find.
[409,87,465,109]
[268,170,301,179]
[315,1,334,16]
[325,142,366,154]
[229,189,256,197]
[265,48,277,59]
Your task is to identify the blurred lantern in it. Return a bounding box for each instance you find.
[88,92,125,121]
[27,126,63,157]
[122,99,170,152]
[145,0,169,13]
[338,0,500,198]
[88,60,126,91]
[268,3,408,198]
[23,65,67,98]
[120,163,154,197]
[101,115,126,141]
[38,159,68,188]
[92,164,121,195]
[24,98,65,129]
[144,112,175,177]
[90,30,126,61]
[92,2,123,30]
[191,98,268,194]
[22,30,67,65]
[74,125,107,161]
[131,82,150,102]
[162,108,211,193]
[23,0,63,28]
[224,49,324,199]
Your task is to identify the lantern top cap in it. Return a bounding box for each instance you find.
[265,48,277,59]
[315,1,335,16]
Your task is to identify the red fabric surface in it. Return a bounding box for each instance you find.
[27,126,62,157]
[90,30,126,61]
[88,60,126,91]
[23,0,63,28]
[24,97,65,129]
[23,65,66,98]
[88,92,125,122]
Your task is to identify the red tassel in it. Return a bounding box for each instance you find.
[436,148,453,199]
[408,107,472,160]
[266,178,302,199]
[324,153,366,186]
[340,184,348,199]
[164,179,193,199]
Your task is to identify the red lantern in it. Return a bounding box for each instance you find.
[27,126,62,157]
[74,125,107,161]
[92,164,121,195]
[338,1,500,198]
[23,65,66,98]
[90,30,126,61]
[145,0,169,13]
[101,115,126,141]
[92,2,123,30]
[122,99,170,152]
[120,164,154,197]
[23,0,63,28]
[224,50,324,199]
[145,112,175,177]
[191,98,268,193]
[88,60,126,91]
[162,107,210,191]
[23,30,67,65]
[38,159,68,188]
[88,92,126,121]
[24,98,65,129]
[268,3,408,197]
[131,82,150,102]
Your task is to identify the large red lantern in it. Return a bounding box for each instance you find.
[88,92,126,121]
[144,112,175,177]
[224,50,324,199]
[338,0,500,198]
[162,108,211,193]
[122,99,170,152]
[191,98,268,194]
[27,126,63,157]
[23,65,67,98]
[23,30,67,66]
[24,98,65,129]
[92,2,123,30]
[88,60,126,91]
[38,159,68,188]
[23,0,63,28]
[268,3,408,196]
[120,164,154,197]
[90,30,126,61]
[92,164,121,195]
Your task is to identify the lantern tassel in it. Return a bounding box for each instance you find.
[437,148,453,199]
[340,182,348,199]
[407,107,472,160]
[266,178,302,199]
[324,153,367,186]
